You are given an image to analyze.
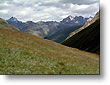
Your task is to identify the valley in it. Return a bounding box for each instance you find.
[6,16,90,42]
[62,12,100,54]
[0,15,99,74]
[0,0,100,75]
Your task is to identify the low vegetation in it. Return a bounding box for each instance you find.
[0,29,99,74]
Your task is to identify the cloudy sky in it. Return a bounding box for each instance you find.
[0,0,99,22]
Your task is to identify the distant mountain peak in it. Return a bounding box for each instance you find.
[61,15,89,25]
[68,15,74,20]
[6,17,25,30]
[74,16,84,20]
[8,17,18,22]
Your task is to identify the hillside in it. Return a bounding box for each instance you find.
[45,25,82,43]
[62,12,100,54]
[0,18,19,31]
[0,29,99,74]
[67,12,99,39]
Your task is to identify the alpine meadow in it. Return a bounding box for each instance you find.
[0,0,100,75]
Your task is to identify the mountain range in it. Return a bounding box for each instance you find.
[6,16,91,40]
[0,16,99,74]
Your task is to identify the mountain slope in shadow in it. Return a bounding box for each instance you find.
[62,12,100,54]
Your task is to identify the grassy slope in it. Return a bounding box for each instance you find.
[62,19,100,54]
[0,18,19,31]
[0,28,99,74]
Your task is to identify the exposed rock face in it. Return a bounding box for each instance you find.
[60,16,89,25]
[21,21,59,37]
[57,16,89,30]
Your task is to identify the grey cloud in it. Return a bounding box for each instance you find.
[0,0,99,21]
[60,0,99,5]
[0,5,8,10]
[0,0,14,3]
[38,2,65,9]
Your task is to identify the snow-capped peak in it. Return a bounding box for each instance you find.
[8,17,18,22]
[75,21,79,23]
[68,15,74,20]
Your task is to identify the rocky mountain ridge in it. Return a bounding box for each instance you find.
[7,16,90,38]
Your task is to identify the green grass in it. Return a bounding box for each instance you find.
[0,28,99,74]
